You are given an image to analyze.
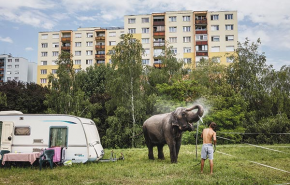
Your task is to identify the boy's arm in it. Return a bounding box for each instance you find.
[213,131,217,145]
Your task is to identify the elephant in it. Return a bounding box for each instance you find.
[143,104,204,163]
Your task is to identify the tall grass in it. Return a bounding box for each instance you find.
[0,144,289,185]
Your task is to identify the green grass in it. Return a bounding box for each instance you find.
[0,144,289,185]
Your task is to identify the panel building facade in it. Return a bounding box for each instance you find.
[37,10,238,85]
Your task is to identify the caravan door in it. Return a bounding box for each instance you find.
[0,121,14,151]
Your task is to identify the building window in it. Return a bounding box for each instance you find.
[169,37,177,43]
[128,18,136,24]
[226,35,234,41]
[41,52,48,57]
[87,41,93,46]
[40,78,47,83]
[14,77,19,81]
[196,45,208,51]
[142,18,149,23]
[183,26,191,32]
[41,34,48,39]
[154,49,163,57]
[142,28,149,34]
[7,77,11,81]
[41,43,48,48]
[7,65,12,69]
[52,51,59,57]
[142,59,149,65]
[52,34,59,39]
[52,69,57,74]
[109,41,116,46]
[170,48,177,55]
[86,50,93,56]
[183,36,191,43]
[128,28,136,34]
[86,59,93,65]
[75,42,81,47]
[169,16,177,22]
[75,60,81,65]
[41,61,47,65]
[226,46,235,51]
[8,59,12,62]
[225,24,234,30]
[212,57,221,63]
[142,38,149,44]
[211,25,219,31]
[52,42,59,48]
[183,16,190,21]
[109,32,116,37]
[75,51,81,56]
[196,25,207,31]
[86,33,93,38]
[15,65,19,68]
[225,14,233,20]
[52,60,57,65]
[169,27,177,33]
[211,46,220,52]
[211,15,219,20]
[144,48,150,55]
[40,69,47,74]
[211,36,220,42]
[7,71,11,74]
[183,47,191,53]
[15,71,19,74]
[227,57,233,63]
[75,33,82,38]
[184,58,192,64]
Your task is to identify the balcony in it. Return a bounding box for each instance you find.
[95,45,105,50]
[153,41,165,47]
[0,80,3,83]
[153,21,165,26]
[0,62,4,66]
[153,63,165,68]
[0,68,4,71]
[61,46,70,51]
[153,32,165,37]
[196,52,208,56]
[61,37,71,42]
[0,74,4,77]
[95,36,105,41]
[195,19,207,24]
[196,41,208,45]
[196,30,207,34]
[95,54,105,59]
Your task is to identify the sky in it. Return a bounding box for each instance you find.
[0,0,290,70]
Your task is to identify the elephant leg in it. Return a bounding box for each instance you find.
[157,144,165,160]
[176,139,182,160]
[168,142,177,163]
[148,144,154,160]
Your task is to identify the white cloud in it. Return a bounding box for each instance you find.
[0,37,13,43]
[266,58,290,71]
[25,47,33,51]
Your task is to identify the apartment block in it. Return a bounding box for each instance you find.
[124,10,238,67]
[37,10,238,85]
[0,54,36,83]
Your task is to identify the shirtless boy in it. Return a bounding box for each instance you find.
[201,122,217,174]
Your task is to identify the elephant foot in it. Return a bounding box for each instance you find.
[158,156,165,160]
[148,155,154,160]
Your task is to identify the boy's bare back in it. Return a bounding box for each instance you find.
[201,128,216,144]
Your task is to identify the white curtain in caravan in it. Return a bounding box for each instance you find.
[50,127,67,147]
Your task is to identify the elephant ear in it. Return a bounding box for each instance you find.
[170,112,179,127]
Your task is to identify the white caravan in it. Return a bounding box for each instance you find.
[0,111,104,163]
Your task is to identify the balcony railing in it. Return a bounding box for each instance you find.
[153,21,165,26]
[0,80,3,83]
[153,42,165,47]
[196,30,207,34]
[95,54,105,59]
[95,45,105,49]
[0,74,4,77]
[95,36,105,40]
[153,32,165,37]
[196,52,208,56]
[61,46,71,51]
[195,20,207,24]
[0,62,4,66]
[196,41,208,45]
[153,63,165,68]
[61,37,71,42]
[0,68,4,71]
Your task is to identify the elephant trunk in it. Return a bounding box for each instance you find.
[186,104,204,123]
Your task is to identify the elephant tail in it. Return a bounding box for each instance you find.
[130,131,143,138]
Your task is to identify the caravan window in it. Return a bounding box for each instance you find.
[0,121,2,145]
[49,127,68,147]
[14,127,30,135]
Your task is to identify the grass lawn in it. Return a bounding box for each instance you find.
[0,144,289,185]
